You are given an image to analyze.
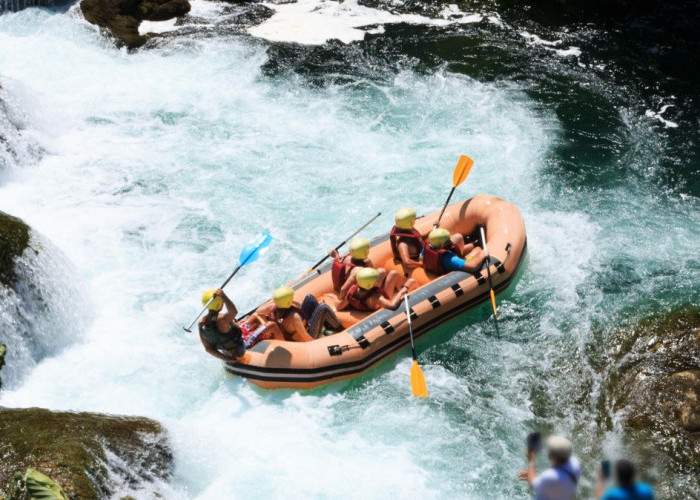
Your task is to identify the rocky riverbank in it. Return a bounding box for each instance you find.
[0,407,172,498]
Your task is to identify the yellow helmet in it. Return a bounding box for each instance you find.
[429,228,451,249]
[394,207,416,230]
[272,286,295,308]
[349,237,371,260]
[202,289,223,311]
[356,267,379,290]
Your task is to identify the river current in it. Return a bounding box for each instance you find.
[0,0,698,498]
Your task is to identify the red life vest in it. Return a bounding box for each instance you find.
[422,241,455,276]
[390,226,424,263]
[331,255,366,292]
[266,306,305,341]
[346,284,379,311]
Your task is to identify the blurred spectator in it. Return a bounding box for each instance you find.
[596,459,654,500]
[519,435,580,500]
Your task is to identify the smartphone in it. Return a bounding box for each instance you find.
[526,432,542,453]
[601,460,611,480]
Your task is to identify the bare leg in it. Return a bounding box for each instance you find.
[450,233,466,255]
[381,270,403,299]
[463,247,485,272]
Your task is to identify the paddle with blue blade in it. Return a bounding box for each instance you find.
[183,231,273,333]
[404,294,428,397]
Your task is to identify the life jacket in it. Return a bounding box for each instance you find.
[346,284,389,311]
[266,306,305,341]
[422,241,456,276]
[199,316,243,351]
[331,256,366,292]
[390,226,424,263]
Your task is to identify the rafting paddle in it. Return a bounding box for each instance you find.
[404,294,428,397]
[479,225,497,321]
[435,155,474,228]
[183,231,273,333]
[301,212,382,277]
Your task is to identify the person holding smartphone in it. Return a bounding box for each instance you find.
[518,435,580,500]
[596,459,654,500]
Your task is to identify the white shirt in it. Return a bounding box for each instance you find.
[532,457,581,500]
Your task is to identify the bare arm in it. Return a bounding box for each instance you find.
[287,314,313,342]
[398,242,422,269]
[377,286,408,310]
[338,267,358,299]
[215,289,238,320]
[595,469,605,499]
[517,450,537,488]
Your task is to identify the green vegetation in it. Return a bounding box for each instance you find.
[0,211,30,287]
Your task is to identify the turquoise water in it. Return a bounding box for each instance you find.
[0,2,698,498]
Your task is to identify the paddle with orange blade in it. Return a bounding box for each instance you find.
[434,155,474,228]
[404,294,428,397]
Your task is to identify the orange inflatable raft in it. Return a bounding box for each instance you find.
[226,194,527,390]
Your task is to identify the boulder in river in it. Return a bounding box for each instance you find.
[0,407,172,499]
[81,0,191,48]
[599,307,700,493]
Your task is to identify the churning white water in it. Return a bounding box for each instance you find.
[1,4,698,499]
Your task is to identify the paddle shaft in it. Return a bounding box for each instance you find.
[305,212,382,274]
[404,295,418,360]
[435,186,456,228]
[480,225,498,319]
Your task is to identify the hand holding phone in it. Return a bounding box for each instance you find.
[526,432,542,453]
[601,460,611,480]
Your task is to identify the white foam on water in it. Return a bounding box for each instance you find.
[248,0,482,45]
[0,7,624,499]
[139,19,178,35]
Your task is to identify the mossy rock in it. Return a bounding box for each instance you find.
[0,344,6,391]
[0,211,30,288]
[600,307,700,474]
[0,407,172,499]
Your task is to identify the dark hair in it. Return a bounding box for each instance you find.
[615,460,636,487]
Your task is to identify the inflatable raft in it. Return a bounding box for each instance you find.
[226,194,527,390]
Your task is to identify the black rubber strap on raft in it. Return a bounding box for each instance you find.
[451,283,464,297]
[428,295,440,309]
[356,335,370,349]
[408,307,418,321]
[474,273,486,285]
[380,321,394,335]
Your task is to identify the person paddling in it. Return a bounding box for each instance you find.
[389,208,425,269]
[198,289,246,361]
[337,268,415,312]
[329,237,371,299]
[421,227,485,275]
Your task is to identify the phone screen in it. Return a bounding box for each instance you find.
[601,460,611,479]
[526,432,542,453]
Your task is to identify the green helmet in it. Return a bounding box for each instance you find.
[356,267,380,290]
[394,207,417,230]
[272,286,294,308]
[349,237,371,260]
[428,228,451,249]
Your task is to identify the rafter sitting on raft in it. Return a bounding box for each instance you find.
[329,237,371,300]
[336,267,416,312]
[421,227,485,275]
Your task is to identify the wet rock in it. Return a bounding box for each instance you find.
[80,0,190,48]
[601,308,700,474]
[0,407,172,499]
[0,211,30,288]
[0,344,5,390]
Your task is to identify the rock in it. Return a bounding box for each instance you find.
[0,407,172,499]
[0,344,5,391]
[0,210,30,288]
[600,308,700,475]
[81,0,191,48]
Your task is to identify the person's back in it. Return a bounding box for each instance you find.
[598,460,654,500]
[533,456,580,500]
[601,483,654,500]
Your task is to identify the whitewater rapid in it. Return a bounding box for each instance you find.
[1,3,698,499]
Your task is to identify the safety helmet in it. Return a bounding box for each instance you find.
[394,207,417,230]
[356,267,380,290]
[272,286,295,309]
[202,289,223,311]
[349,237,371,260]
[428,228,451,249]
